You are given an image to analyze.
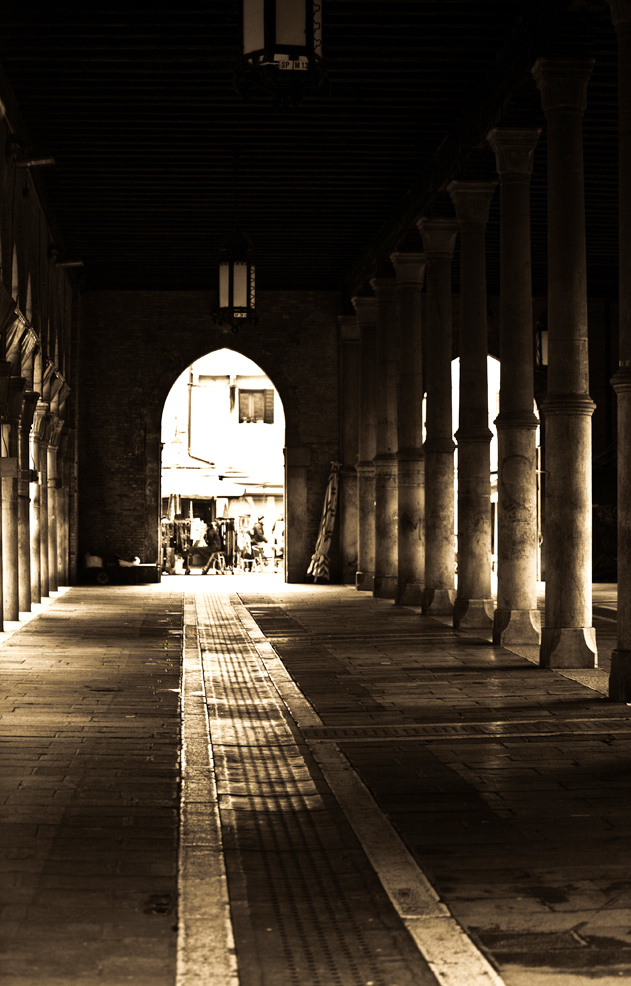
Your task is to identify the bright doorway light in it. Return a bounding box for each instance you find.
[160,349,285,575]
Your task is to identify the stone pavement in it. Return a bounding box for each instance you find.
[1,574,630,986]
[0,585,182,986]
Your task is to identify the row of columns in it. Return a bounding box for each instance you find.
[0,380,69,627]
[340,53,605,675]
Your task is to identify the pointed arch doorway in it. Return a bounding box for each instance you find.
[160,348,286,577]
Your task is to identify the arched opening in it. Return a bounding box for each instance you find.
[160,348,286,577]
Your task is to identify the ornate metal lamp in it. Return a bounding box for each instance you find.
[236,0,327,108]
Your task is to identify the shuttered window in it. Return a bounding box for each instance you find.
[238,389,274,423]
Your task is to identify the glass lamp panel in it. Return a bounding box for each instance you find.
[249,265,256,310]
[243,0,265,55]
[219,262,231,309]
[276,0,306,47]
[233,262,248,309]
[541,330,549,367]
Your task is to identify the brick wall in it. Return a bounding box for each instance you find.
[78,289,342,580]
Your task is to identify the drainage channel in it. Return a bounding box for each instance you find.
[188,590,444,986]
[300,717,631,742]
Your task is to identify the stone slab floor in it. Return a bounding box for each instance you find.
[0,572,628,986]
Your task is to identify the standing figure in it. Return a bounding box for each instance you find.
[250,516,267,568]
[202,522,226,574]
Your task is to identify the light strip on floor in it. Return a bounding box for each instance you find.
[177,596,239,986]
[233,596,507,986]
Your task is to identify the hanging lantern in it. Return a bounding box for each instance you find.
[236,0,327,108]
[214,230,256,332]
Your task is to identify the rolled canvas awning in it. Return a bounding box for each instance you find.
[161,468,245,498]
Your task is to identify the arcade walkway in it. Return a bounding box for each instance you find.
[0,574,628,986]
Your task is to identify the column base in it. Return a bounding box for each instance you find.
[396,581,424,607]
[356,571,375,592]
[422,587,456,616]
[540,627,597,669]
[608,650,631,702]
[453,597,494,630]
[493,608,541,646]
[374,576,397,600]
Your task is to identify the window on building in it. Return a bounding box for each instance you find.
[238,389,274,423]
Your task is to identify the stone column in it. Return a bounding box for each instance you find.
[532,58,597,668]
[57,428,70,587]
[30,401,50,603]
[0,359,13,630]
[447,180,497,629]
[47,416,64,593]
[39,410,52,598]
[370,276,399,599]
[19,391,38,613]
[607,2,631,698]
[488,127,542,646]
[417,219,459,615]
[352,296,378,591]
[338,315,360,585]
[284,446,311,583]
[389,251,426,605]
[2,377,26,621]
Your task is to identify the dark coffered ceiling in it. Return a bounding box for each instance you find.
[0,1,619,302]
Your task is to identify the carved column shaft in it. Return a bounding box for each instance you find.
[57,428,70,587]
[390,251,426,606]
[488,127,542,646]
[30,401,51,603]
[370,277,398,599]
[352,296,378,591]
[448,180,497,629]
[3,377,26,621]
[19,391,38,612]
[532,57,597,669]
[47,417,64,593]
[418,219,459,615]
[338,315,360,585]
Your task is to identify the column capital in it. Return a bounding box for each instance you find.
[531,58,594,115]
[32,401,52,443]
[369,276,397,301]
[607,0,631,29]
[48,416,65,449]
[417,217,459,258]
[7,376,26,421]
[447,180,497,225]
[612,364,631,393]
[351,295,377,326]
[487,127,541,177]
[389,251,426,285]
[338,314,359,341]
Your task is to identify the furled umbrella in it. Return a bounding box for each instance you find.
[307,461,341,583]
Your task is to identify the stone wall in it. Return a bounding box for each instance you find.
[78,289,342,581]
